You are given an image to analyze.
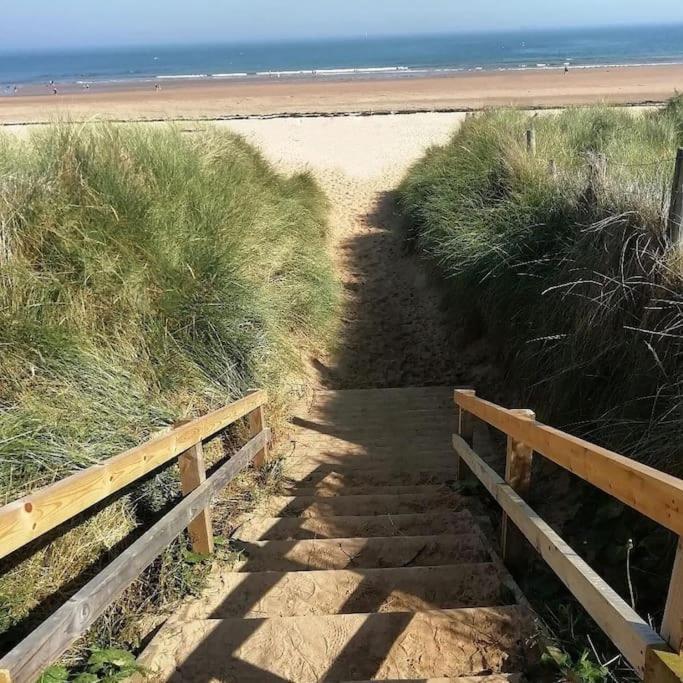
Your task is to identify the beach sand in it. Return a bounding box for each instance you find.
[1,63,682,124]
[217,113,498,390]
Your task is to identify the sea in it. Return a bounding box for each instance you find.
[2,24,683,89]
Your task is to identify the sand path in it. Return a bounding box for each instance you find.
[221,113,494,390]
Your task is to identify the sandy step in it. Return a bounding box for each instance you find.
[284,484,448,497]
[286,469,459,490]
[230,533,490,572]
[286,461,458,480]
[288,441,454,455]
[286,452,455,467]
[290,430,453,448]
[260,492,462,517]
[347,677,522,683]
[232,510,475,541]
[138,606,535,681]
[177,564,508,619]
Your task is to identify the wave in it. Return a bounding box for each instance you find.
[52,59,683,89]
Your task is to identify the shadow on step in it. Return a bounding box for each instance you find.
[159,388,532,681]
[320,189,465,390]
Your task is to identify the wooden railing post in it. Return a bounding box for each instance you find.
[249,403,269,469]
[456,390,476,480]
[526,128,536,156]
[667,148,683,247]
[177,428,214,556]
[662,538,683,653]
[548,159,557,179]
[501,409,535,571]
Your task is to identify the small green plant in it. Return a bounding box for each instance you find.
[84,647,142,681]
[543,646,609,682]
[36,649,143,683]
[37,666,70,683]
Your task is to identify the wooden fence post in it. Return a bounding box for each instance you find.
[249,403,269,469]
[588,152,607,192]
[662,538,683,653]
[178,439,214,555]
[667,148,683,246]
[456,390,476,480]
[526,128,536,156]
[501,409,536,571]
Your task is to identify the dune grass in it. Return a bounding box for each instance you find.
[0,124,337,658]
[398,100,683,679]
[399,101,682,473]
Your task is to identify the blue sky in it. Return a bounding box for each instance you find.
[5,0,683,50]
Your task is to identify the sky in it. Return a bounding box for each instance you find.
[4,0,683,51]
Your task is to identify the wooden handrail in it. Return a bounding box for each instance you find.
[453,434,666,677]
[0,390,267,560]
[0,391,271,683]
[453,389,683,681]
[0,429,270,683]
[454,390,683,536]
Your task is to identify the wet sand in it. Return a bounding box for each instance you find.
[1,63,682,124]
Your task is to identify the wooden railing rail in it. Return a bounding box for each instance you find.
[453,389,683,682]
[0,390,270,683]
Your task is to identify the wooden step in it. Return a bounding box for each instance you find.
[286,452,456,471]
[230,534,490,572]
[178,564,508,619]
[286,470,459,491]
[232,510,475,541]
[284,484,448,497]
[260,492,462,517]
[286,463,458,481]
[137,607,535,681]
[347,677,522,683]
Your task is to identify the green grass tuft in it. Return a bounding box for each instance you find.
[0,123,337,655]
[398,102,682,473]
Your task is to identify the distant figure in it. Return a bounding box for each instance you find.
[154,83,161,92]
[564,65,569,75]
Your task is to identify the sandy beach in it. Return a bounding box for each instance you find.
[1,63,682,124]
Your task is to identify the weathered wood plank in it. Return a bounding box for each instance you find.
[179,440,214,555]
[0,390,267,560]
[453,433,667,677]
[0,429,270,683]
[645,648,683,682]
[454,391,683,536]
[249,400,269,469]
[456,390,475,481]
[662,539,683,653]
[501,409,535,571]
[667,148,683,246]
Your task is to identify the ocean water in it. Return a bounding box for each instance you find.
[1,24,683,87]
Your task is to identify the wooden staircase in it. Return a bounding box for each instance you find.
[138,387,537,681]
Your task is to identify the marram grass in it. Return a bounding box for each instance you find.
[0,124,337,655]
[398,100,682,473]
